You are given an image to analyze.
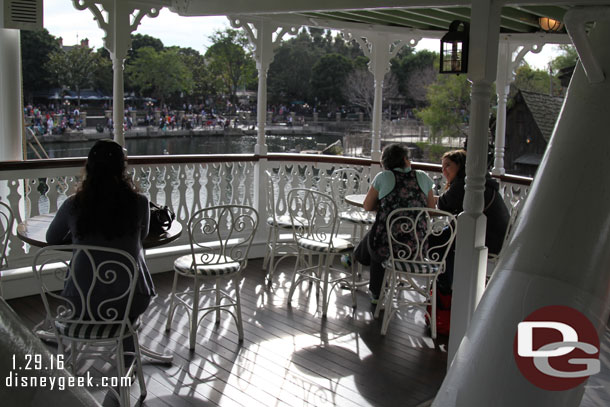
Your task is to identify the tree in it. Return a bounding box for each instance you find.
[20,29,60,102]
[416,74,471,140]
[513,64,561,96]
[47,45,98,107]
[205,29,256,107]
[392,49,438,107]
[310,53,353,108]
[126,47,193,107]
[551,44,578,71]
[344,68,399,119]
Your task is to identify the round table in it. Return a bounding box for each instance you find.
[345,194,366,208]
[17,213,183,249]
[17,213,182,364]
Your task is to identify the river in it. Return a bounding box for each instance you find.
[30,132,344,159]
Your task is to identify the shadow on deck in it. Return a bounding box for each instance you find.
[8,258,449,407]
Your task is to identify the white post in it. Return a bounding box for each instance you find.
[446,0,502,366]
[493,41,543,175]
[434,19,610,407]
[230,18,297,156]
[0,28,23,161]
[72,0,160,147]
[344,31,419,162]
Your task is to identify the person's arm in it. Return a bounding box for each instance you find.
[46,198,72,244]
[363,185,379,211]
[426,189,436,209]
[437,178,465,214]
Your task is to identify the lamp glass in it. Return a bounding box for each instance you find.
[539,17,563,32]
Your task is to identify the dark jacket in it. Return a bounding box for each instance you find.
[437,175,509,254]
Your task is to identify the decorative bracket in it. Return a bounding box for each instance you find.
[229,16,298,71]
[72,0,161,61]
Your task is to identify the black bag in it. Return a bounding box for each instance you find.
[149,202,175,235]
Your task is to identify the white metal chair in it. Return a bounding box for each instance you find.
[262,170,303,284]
[0,200,15,297]
[329,168,374,287]
[32,244,147,406]
[374,208,457,338]
[166,205,258,350]
[286,188,355,317]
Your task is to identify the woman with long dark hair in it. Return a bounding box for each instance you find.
[46,139,153,320]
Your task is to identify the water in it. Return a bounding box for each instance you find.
[30,133,344,159]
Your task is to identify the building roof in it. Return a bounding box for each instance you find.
[514,152,544,165]
[519,89,564,142]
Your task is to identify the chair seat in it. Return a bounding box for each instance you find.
[339,211,375,225]
[267,214,308,228]
[55,319,139,340]
[174,254,241,276]
[385,260,440,275]
[297,236,354,253]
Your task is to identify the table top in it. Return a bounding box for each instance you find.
[345,194,367,208]
[17,213,183,249]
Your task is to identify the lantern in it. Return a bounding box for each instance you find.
[440,20,470,74]
[538,17,563,32]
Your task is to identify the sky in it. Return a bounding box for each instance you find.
[44,0,560,70]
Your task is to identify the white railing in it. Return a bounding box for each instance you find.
[0,154,530,298]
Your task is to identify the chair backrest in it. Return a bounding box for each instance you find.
[0,200,15,270]
[386,208,457,273]
[287,188,340,246]
[329,168,368,212]
[188,205,258,268]
[32,245,139,333]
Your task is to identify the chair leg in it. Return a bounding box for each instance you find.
[215,277,221,324]
[374,269,391,318]
[380,271,397,335]
[116,341,130,407]
[287,251,303,304]
[165,270,180,332]
[262,225,273,271]
[190,278,200,351]
[321,254,332,317]
[132,332,147,401]
[267,227,279,283]
[430,278,437,339]
[233,275,244,342]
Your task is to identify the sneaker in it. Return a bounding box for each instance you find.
[368,290,379,305]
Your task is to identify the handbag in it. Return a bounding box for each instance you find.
[149,202,175,235]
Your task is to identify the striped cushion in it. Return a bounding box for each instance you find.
[174,254,241,276]
[384,260,440,275]
[339,211,375,225]
[55,320,138,340]
[267,215,308,228]
[297,236,353,253]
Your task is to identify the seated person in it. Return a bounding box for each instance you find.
[436,149,510,294]
[46,139,153,324]
[357,143,436,303]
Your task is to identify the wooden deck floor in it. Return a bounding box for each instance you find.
[8,258,448,407]
[8,257,609,407]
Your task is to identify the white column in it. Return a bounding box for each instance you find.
[446,0,502,365]
[492,41,543,175]
[434,19,610,407]
[230,18,296,156]
[0,28,23,161]
[73,0,160,147]
[344,31,419,162]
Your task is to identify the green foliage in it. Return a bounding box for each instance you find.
[47,45,98,106]
[126,47,193,107]
[92,49,113,95]
[392,48,438,106]
[551,44,578,71]
[20,29,61,101]
[416,74,471,141]
[414,142,454,163]
[205,28,256,106]
[310,53,353,107]
[513,64,561,96]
